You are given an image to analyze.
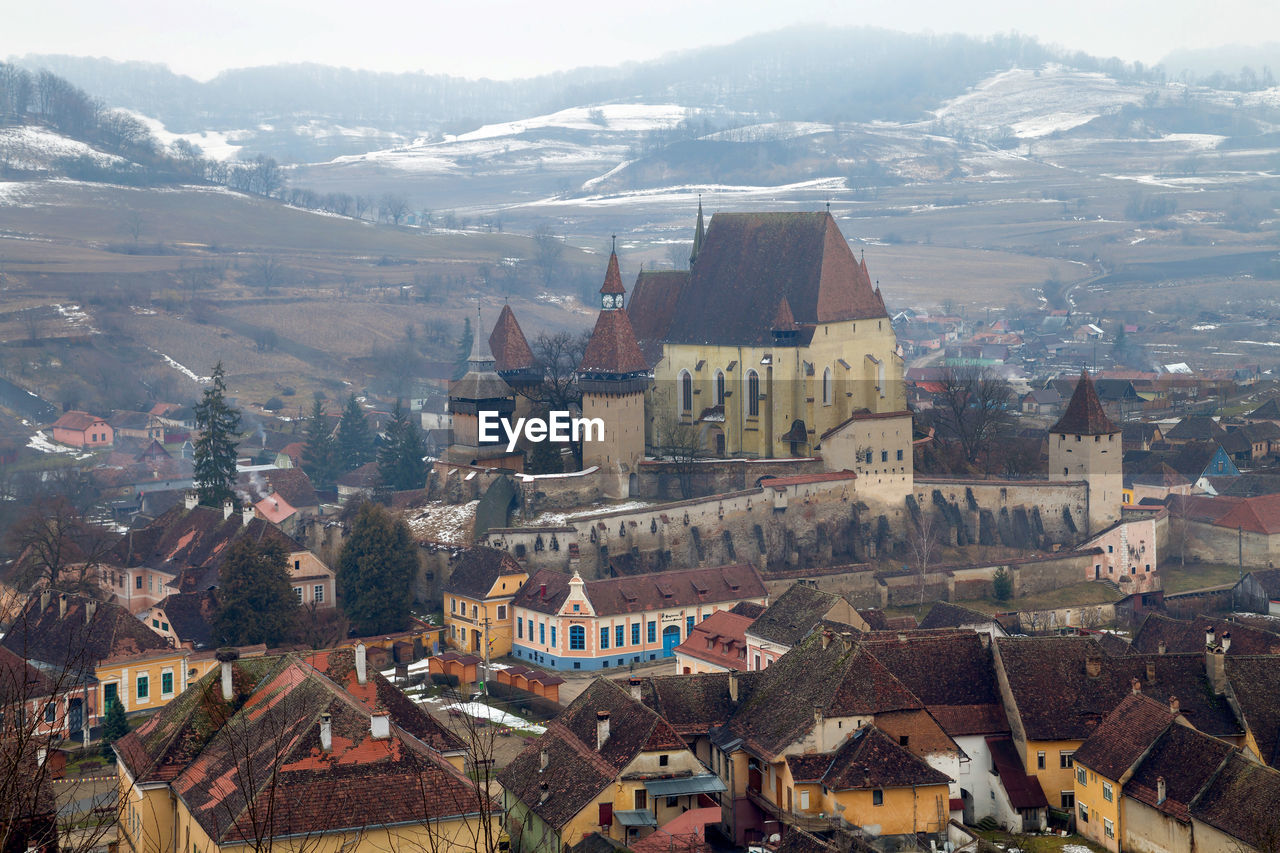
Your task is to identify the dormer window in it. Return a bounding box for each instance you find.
[573,603,580,612]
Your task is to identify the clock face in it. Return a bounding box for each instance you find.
[603,294,618,309]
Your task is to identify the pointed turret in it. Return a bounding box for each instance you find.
[689,198,706,268]
[448,307,517,467]
[771,295,800,345]
[579,255,649,376]
[1051,369,1118,436]
[1049,369,1121,533]
[599,248,626,308]
[489,304,535,372]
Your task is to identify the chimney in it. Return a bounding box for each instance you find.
[1206,626,1216,649]
[85,600,97,625]
[821,630,832,650]
[1169,696,1180,715]
[1157,640,1167,655]
[1131,677,1142,695]
[538,780,550,804]
[319,712,332,752]
[1207,646,1227,695]
[1085,650,1102,678]
[370,710,390,740]
[1157,776,1167,805]
[184,491,198,511]
[40,590,51,612]
[1222,631,1232,653]
[223,499,234,520]
[540,583,547,600]
[839,631,854,652]
[540,748,549,773]
[728,668,739,704]
[216,647,240,702]
[628,676,642,701]
[59,594,67,620]
[596,711,611,750]
[355,643,368,685]
[1146,661,1157,684]
[242,505,254,527]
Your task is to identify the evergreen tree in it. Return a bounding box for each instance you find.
[212,538,300,647]
[193,362,241,507]
[377,399,428,492]
[301,399,339,489]
[101,696,129,759]
[525,411,565,474]
[337,394,375,473]
[452,317,473,380]
[337,502,417,635]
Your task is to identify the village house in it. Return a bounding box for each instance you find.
[50,410,112,449]
[107,410,165,443]
[916,602,1009,639]
[744,583,868,671]
[443,546,528,657]
[114,645,493,853]
[499,678,724,853]
[0,644,98,742]
[672,606,758,674]
[511,564,767,671]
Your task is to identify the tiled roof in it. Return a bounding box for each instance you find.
[1249,398,1280,420]
[746,584,846,646]
[1072,692,1175,781]
[987,736,1050,810]
[236,467,319,510]
[995,637,1240,741]
[489,304,536,372]
[1131,614,1280,656]
[627,670,765,736]
[1211,493,1280,534]
[498,678,688,831]
[917,601,998,631]
[1166,415,1228,442]
[1125,723,1232,822]
[673,610,755,670]
[116,651,482,843]
[1190,752,1280,843]
[155,591,217,649]
[599,251,626,295]
[761,471,857,489]
[728,600,767,619]
[578,306,649,376]
[514,564,766,617]
[818,724,950,790]
[106,504,302,581]
[1050,370,1118,435]
[626,270,687,366]
[1225,655,1280,767]
[2,592,169,670]
[51,410,105,431]
[0,646,60,704]
[444,546,525,600]
[1247,569,1280,599]
[661,212,886,347]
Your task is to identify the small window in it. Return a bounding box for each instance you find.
[616,625,624,647]
[472,604,478,618]
[497,605,506,620]
[1062,751,1075,769]
[680,371,693,414]
[632,623,641,646]
[899,735,909,747]
[872,789,884,806]
[715,371,726,406]
[1079,802,1089,823]
[1076,766,1087,785]
[1037,751,1046,770]
[1104,817,1115,838]
[600,627,609,649]
[822,367,833,405]
[800,789,810,810]
[293,587,303,602]
[313,585,324,603]
[136,675,149,701]
[881,450,888,463]
[659,754,669,767]
[573,603,580,612]
[136,576,143,589]
[897,449,903,461]
[162,671,174,695]
[44,703,55,723]
[451,599,456,614]
[550,626,557,648]
[747,370,760,418]
[1061,791,1075,809]
[1103,781,1113,802]
[635,789,647,810]
[570,626,586,651]
[517,617,523,639]
[648,621,657,643]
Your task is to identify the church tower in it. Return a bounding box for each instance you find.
[447,309,521,470]
[489,303,540,420]
[577,248,651,499]
[1049,369,1122,534]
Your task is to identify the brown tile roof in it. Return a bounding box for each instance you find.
[817,724,951,790]
[444,546,525,600]
[917,602,1000,631]
[116,652,484,843]
[1190,752,1280,843]
[1072,692,1175,781]
[761,470,857,489]
[1225,655,1280,767]
[578,306,649,375]
[626,270,687,364]
[1050,370,1118,435]
[599,251,626,295]
[489,304,536,372]
[1165,415,1228,442]
[1132,614,1280,656]
[514,564,766,618]
[236,467,319,510]
[986,736,1050,810]
[497,678,690,831]
[1247,569,1280,600]
[772,295,797,331]
[154,591,217,649]
[51,410,106,431]
[1212,494,1280,535]
[627,670,765,737]
[746,584,847,647]
[0,645,60,704]
[728,600,767,619]
[662,212,886,347]
[673,609,755,670]
[1125,723,1232,822]
[2,592,169,670]
[995,637,1241,741]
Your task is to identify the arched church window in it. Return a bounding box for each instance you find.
[822,367,833,405]
[679,370,693,415]
[746,370,760,418]
[715,371,725,406]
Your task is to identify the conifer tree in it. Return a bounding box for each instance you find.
[337,394,375,472]
[193,362,241,507]
[302,399,339,489]
[212,538,300,647]
[100,697,129,759]
[337,502,417,635]
[452,317,473,380]
[377,399,428,492]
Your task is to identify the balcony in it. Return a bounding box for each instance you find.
[745,787,839,834]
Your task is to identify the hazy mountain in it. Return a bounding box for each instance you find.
[1161,43,1280,86]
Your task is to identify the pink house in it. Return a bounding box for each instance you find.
[51,411,113,449]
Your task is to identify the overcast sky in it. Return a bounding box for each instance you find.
[6,0,1278,80]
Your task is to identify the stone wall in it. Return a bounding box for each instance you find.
[633,457,826,501]
[914,478,1091,548]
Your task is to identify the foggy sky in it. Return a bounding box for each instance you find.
[6,0,1278,80]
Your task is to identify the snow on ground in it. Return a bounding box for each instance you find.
[125,111,245,161]
[0,126,125,170]
[443,701,546,734]
[451,104,688,143]
[530,499,655,527]
[0,181,37,206]
[524,177,849,209]
[27,431,92,459]
[406,501,478,545]
[152,351,211,384]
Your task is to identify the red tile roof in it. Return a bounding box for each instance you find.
[599,251,626,295]
[578,307,649,375]
[987,736,1050,810]
[1051,370,1118,435]
[673,610,755,670]
[489,304,536,372]
[52,410,106,431]
[1211,493,1280,534]
[760,470,857,490]
[1073,692,1175,781]
[772,295,797,331]
[515,564,766,617]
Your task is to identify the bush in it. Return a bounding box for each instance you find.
[263,396,284,411]
[992,566,1013,601]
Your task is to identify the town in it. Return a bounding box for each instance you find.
[6,199,1280,853]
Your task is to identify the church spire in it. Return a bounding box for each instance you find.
[599,243,625,310]
[689,196,705,268]
[467,304,495,368]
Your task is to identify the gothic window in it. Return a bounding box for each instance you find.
[679,370,693,415]
[822,367,833,405]
[747,370,760,417]
[715,371,726,406]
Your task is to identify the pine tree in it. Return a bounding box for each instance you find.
[526,434,564,474]
[377,399,428,492]
[101,697,129,759]
[337,502,417,635]
[302,399,339,489]
[337,394,375,473]
[452,317,473,380]
[193,362,241,507]
[212,538,300,647]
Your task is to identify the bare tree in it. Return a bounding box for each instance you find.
[514,330,592,468]
[20,307,41,343]
[248,256,288,293]
[906,504,942,612]
[6,495,115,593]
[531,225,564,289]
[380,193,411,225]
[935,366,1015,471]
[354,195,374,221]
[660,421,706,500]
[123,209,145,244]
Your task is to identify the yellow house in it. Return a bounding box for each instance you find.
[444,546,527,657]
[114,646,494,853]
[96,647,189,715]
[499,678,725,852]
[627,210,905,461]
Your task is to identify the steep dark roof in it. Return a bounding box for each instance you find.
[155,591,217,649]
[1165,415,1228,442]
[444,546,524,599]
[489,304,536,372]
[821,724,950,790]
[626,270,687,365]
[2,592,169,669]
[746,584,846,646]
[1126,723,1232,822]
[1131,614,1280,656]
[628,670,764,737]
[0,646,60,704]
[661,212,886,347]
[1190,752,1280,843]
[1072,692,1175,781]
[987,736,1050,810]
[728,600,767,619]
[918,601,999,631]
[1248,398,1280,420]
[1247,569,1280,600]
[1050,370,1118,435]
[514,564,766,617]
[1225,655,1280,767]
[498,678,688,831]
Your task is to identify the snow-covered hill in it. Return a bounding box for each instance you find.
[0,126,127,171]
